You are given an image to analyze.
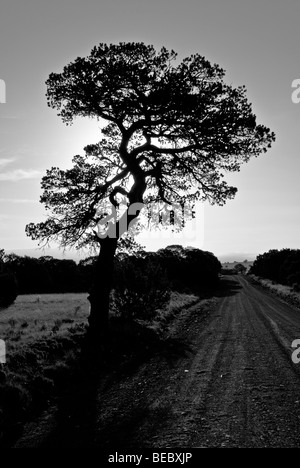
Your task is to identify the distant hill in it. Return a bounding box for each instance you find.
[218,253,257,263]
[221,260,254,271]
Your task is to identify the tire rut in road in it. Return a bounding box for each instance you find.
[232,277,300,447]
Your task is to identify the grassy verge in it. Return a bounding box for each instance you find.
[248,274,300,309]
[0,293,90,446]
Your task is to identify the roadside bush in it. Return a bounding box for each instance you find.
[112,256,170,322]
[250,249,300,287]
[155,245,221,291]
[0,273,18,309]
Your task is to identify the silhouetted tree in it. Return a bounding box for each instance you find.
[155,246,221,291]
[0,249,18,308]
[251,249,300,287]
[25,42,275,340]
[0,249,5,265]
[234,263,247,274]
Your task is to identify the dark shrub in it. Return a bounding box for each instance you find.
[155,245,221,292]
[0,273,18,309]
[112,255,170,322]
[251,249,300,287]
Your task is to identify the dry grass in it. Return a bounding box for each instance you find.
[0,293,90,446]
[248,274,300,308]
[0,293,89,348]
[146,291,200,335]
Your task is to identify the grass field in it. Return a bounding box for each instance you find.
[0,292,90,348]
[0,291,199,347]
[0,293,90,446]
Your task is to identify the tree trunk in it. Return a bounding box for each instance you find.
[87,236,118,341]
[86,174,146,344]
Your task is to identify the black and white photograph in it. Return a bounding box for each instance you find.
[0,0,300,454]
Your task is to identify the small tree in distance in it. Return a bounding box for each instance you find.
[233,263,247,274]
[25,42,275,341]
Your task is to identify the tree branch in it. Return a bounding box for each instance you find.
[109,186,129,207]
[95,167,130,196]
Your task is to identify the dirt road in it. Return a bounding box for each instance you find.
[15,275,300,448]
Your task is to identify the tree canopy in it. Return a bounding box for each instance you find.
[26,42,275,249]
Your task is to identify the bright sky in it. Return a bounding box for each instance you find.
[0,0,299,261]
